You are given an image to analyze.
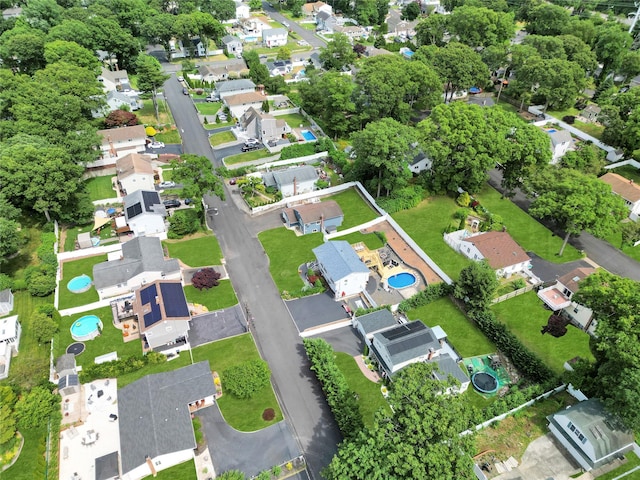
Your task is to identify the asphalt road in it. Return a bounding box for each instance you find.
[164,76,342,478]
[262,2,327,48]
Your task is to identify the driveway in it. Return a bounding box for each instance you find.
[197,404,302,478]
[189,305,247,347]
[528,252,594,284]
[313,326,363,356]
[285,292,349,333]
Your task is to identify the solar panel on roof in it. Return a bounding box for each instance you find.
[159,283,189,318]
[126,203,143,218]
[142,191,160,212]
[387,334,433,356]
[380,322,425,341]
[140,284,163,328]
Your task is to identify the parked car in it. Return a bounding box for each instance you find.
[182,87,189,95]
[218,113,228,121]
[229,178,237,185]
[245,138,260,146]
[159,181,176,189]
[149,141,165,149]
[177,75,184,82]
[206,94,219,102]
[184,198,193,205]
[163,199,181,208]
[242,144,261,152]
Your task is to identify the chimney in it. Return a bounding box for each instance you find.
[427,347,435,360]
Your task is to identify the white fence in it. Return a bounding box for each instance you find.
[492,284,537,304]
[255,152,328,170]
[604,159,640,170]
[251,181,359,215]
[272,107,301,116]
[325,217,387,241]
[57,243,122,262]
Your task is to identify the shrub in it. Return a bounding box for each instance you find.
[563,115,575,124]
[104,109,139,127]
[168,209,200,238]
[262,408,276,421]
[192,268,221,290]
[375,231,387,244]
[272,465,282,476]
[32,312,58,343]
[80,353,166,382]
[14,386,59,431]
[222,359,271,399]
[280,142,317,159]
[377,185,424,213]
[0,274,12,291]
[398,283,453,312]
[512,278,526,290]
[453,208,469,221]
[27,269,56,297]
[457,192,471,207]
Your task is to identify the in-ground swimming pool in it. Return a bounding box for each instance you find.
[301,130,317,141]
[70,315,103,341]
[387,272,417,289]
[67,274,93,293]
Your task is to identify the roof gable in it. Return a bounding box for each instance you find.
[356,309,397,335]
[123,190,166,220]
[313,240,370,280]
[0,314,18,340]
[116,153,154,179]
[134,280,190,332]
[98,125,146,145]
[462,231,529,269]
[557,267,595,294]
[272,165,319,187]
[549,129,573,146]
[292,200,343,225]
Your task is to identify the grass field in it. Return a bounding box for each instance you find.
[84,176,115,201]
[183,281,238,311]
[611,164,640,183]
[62,224,117,253]
[259,228,323,293]
[492,291,594,375]
[164,234,223,266]
[597,452,640,480]
[153,459,196,480]
[209,130,236,146]
[155,128,182,144]
[604,228,640,263]
[195,102,222,116]
[138,99,173,126]
[338,231,385,250]
[58,255,107,310]
[335,352,391,429]
[406,297,495,358]
[224,148,271,165]
[323,189,380,229]
[274,112,310,128]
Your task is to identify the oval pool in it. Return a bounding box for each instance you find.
[67,274,92,294]
[70,315,102,341]
[387,272,417,289]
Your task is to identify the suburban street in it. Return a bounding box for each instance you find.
[262,2,327,49]
[163,76,342,479]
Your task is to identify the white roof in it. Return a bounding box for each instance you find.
[0,315,19,340]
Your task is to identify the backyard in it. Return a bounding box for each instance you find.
[323,188,380,229]
[62,224,119,253]
[612,164,640,183]
[153,459,196,480]
[274,112,310,128]
[163,233,223,266]
[183,281,238,311]
[84,176,115,202]
[492,291,594,375]
[58,254,108,310]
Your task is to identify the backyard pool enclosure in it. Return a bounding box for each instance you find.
[71,315,103,341]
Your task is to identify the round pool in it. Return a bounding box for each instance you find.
[472,371,499,394]
[70,315,103,341]
[67,274,92,294]
[387,272,417,289]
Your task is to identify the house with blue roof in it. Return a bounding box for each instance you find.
[312,241,370,300]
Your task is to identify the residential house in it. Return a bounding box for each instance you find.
[263,165,318,198]
[548,129,575,164]
[312,240,370,299]
[169,37,209,59]
[216,79,256,99]
[389,19,418,39]
[352,309,398,346]
[119,362,216,480]
[548,398,634,472]
[224,91,266,119]
[368,320,470,391]
[221,35,243,57]
[600,172,640,221]
[0,289,13,316]
[409,152,432,174]
[302,1,332,19]
[123,190,167,239]
[116,153,156,196]
[266,60,293,76]
[98,67,133,93]
[0,315,21,380]
[364,45,393,57]
[93,236,181,300]
[316,11,338,32]
[263,28,288,48]
[577,105,601,123]
[105,90,143,113]
[242,17,271,36]
[281,200,344,234]
[197,61,248,83]
[55,354,80,397]
[459,231,531,278]
[235,1,250,19]
[133,280,191,354]
[334,25,366,40]
[94,125,147,167]
[239,107,291,144]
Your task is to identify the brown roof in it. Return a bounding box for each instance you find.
[224,91,265,106]
[600,172,640,203]
[294,201,343,224]
[557,267,595,294]
[302,1,327,13]
[116,153,154,179]
[98,125,146,145]
[463,231,529,270]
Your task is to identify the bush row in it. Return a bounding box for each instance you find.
[79,352,166,383]
[281,284,325,300]
[303,338,364,440]
[472,383,544,424]
[398,283,453,313]
[16,231,59,297]
[377,185,425,213]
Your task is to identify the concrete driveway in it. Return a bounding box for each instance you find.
[197,404,302,478]
[285,292,349,333]
[189,305,247,347]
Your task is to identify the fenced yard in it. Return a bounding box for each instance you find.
[58,255,107,310]
[84,176,115,202]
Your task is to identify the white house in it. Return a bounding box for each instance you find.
[262,165,318,198]
[302,1,332,19]
[123,190,167,239]
[459,231,531,278]
[0,289,13,316]
[93,125,147,168]
[266,60,293,76]
[216,79,256,99]
[547,129,575,164]
[119,362,216,480]
[116,154,156,196]
[98,67,133,93]
[0,315,21,380]
[224,91,266,119]
[93,236,181,300]
[221,35,243,57]
[133,280,191,354]
[600,172,640,221]
[312,241,370,300]
[409,152,432,174]
[239,107,291,144]
[262,28,288,48]
[105,90,143,113]
[235,1,250,19]
[242,17,271,35]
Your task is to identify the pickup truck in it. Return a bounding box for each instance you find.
[241,144,262,152]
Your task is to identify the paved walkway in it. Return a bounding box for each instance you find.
[353,354,380,382]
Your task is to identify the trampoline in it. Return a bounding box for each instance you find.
[66,342,86,356]
[472,371,499,394]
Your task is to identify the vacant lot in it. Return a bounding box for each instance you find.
[183,281,238,311]
[209,130,236,146]
[224,148,271,165]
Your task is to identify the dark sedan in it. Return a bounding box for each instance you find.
[163,199,181,208]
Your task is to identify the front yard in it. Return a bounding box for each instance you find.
[195,102,222,116]
[183,281,238,311]
[163,233,223,266]
[58,255,107,310]
[84,176,115,202]
[137,98,173,126]
[209,130,236,146]
[224,148,271,165]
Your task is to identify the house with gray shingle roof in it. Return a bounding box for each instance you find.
[547,129,575,163]
[93,237,181,300]
[118,361,216,479]
[262,165,318,198]
[123,190,167,239]
[262,28,288,48]
[221,35,243,57]
[313,241,370,300]
[281,200,343,234]
[215,79,256,99]
[353,309,398,345]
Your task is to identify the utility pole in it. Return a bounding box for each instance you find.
[629,1,640,34]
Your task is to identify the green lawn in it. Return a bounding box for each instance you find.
[574,120,604,140]
[274,112,310,128]
[394,196,473,280]
[406,297,495,358]
[84,176,115,201]
[54,306,142,368]
[209,130,236,146]
[150,459,196,480]
[547,107,580,119]
[155,128,182,144]
[335,352,391,429]
[160,167,173,181]
[338,231,385,250]
[612,164,640,183]
[259,228,323,293]
[597,452,640,480]
[138,99,174,126]
[163,234,223,266]
[195,101,222,116]
[324,189,380,229]
[58,255,107,310]
[2,428,47,480]
[492,291,594,375]
[604,228,640,263]
[62,224,118,253]
[476,185,583,262]
[4,225,43,282]
[224,148,271,165]
[184,281,237,311]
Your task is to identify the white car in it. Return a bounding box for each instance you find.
[177,75,184,82]
[159,181,176,189]
[149,141,165,149]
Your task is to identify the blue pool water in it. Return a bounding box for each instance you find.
[387,272,417,289]
[67,274,92,293]
[301,130,317,141]
[404,51,414,57]
[70,315,101,339]
[548,129,557,133]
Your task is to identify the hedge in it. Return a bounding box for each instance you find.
[79,352,166,383]
[398,283,453,312]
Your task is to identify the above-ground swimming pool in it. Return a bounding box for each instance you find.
[67,274,93,294]
[301,130,317,141]
[472,371,499,394]
[70,315,103,341]
[387,272,417,289]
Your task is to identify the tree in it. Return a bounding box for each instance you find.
[402,1,421,21]
[594,23,631,76]
[525,3,571,36]
[104,109,140,127]
[22,0,63,31]
[249,0,262,10]
[202,0,236,21]
[14,386,58,431]
[349,118,414,198]
[529,169,627,256]
[222,359,271,399]
[515,57,586,110]
[237,175,265,198]
[192,268,222,290]
[135,54,169,121]
[454,260,499,310]
[276,46,291,60]
[448,6,514,48]
[560,144,605,176]
[356,0,380,25]
[32,312,58,343]
[0,217,21,263]
[170,154,225,205]
[319,33,356,71]
[0,22,47,74]
[0,386,16,446]
[46,19,96,51]
[415,14,448,47]
[43,39,100,72]
[168,209,200,238]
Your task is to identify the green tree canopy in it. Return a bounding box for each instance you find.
[135,54,170,121]
[0,21,47,74]
[319,33,356,71]
[448,5,514,48]
[454,260,499,310]
[202,0,236,21]
[14,386,58,431]
[0,217,22,263]
[171,154,225,205]
[415,14,448,47]
[525,3,571,36]
[594,22,632,75]
[44,39,101,72]
[401,1,421,21]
